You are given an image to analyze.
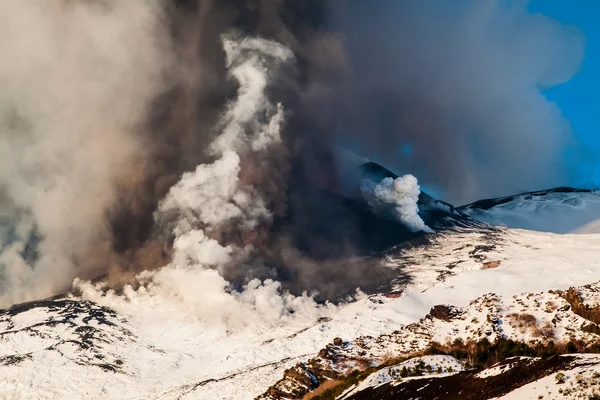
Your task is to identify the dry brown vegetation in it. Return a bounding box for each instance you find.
[508,313,538,335]
[261,288,600,400]
[545,301,558,313]
[533,321,555,340]
[265,336,600,400]
[302,380,341,399]
[482,261,501,270]
[506,313,555,339]
[508,313,537,330]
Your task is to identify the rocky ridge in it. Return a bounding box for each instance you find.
[259,281,600,399]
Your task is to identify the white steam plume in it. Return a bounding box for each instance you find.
[362,175,433,233]
[0,1,169,306]
[77,36,332,331]
[156,37,291,236]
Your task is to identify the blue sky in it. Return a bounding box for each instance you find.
[528,0,600,188]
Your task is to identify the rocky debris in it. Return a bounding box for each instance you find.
[428,305,463,322]
[384,292,403,299]
[558,287,600,325]
[482,261,501,270]
[384,229,507,292]
[0,296,135,372]
[0,353,33,366]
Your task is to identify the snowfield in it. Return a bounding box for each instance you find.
[386,228,600,323]
[2,224,600,399]
[460,188,600,234]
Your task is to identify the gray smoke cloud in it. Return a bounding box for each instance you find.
[0,1,170,304]
[0,0,585,307]
[326,0,584,205]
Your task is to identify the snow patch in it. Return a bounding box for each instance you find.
[461,190,600,234]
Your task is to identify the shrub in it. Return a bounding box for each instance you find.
[308,368,376,400]
[508,313,538,334]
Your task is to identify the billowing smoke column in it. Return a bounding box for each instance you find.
[361,175,433,233]
[156,35,292,281]
[76,35,328,331]
[0,0,584,314]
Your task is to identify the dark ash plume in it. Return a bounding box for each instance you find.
[326,0,584,205]
[0,0,584,306]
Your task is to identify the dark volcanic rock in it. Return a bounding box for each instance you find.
[346,356,575,400]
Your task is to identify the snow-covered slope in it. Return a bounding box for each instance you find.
[459,188,600,234]
[260,278,600,399]
[2,226,600,399]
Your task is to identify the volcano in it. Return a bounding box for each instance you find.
[1,1,596,399]
[355,162,486,231]
[324,161,600,237]
[3,184,600,399]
